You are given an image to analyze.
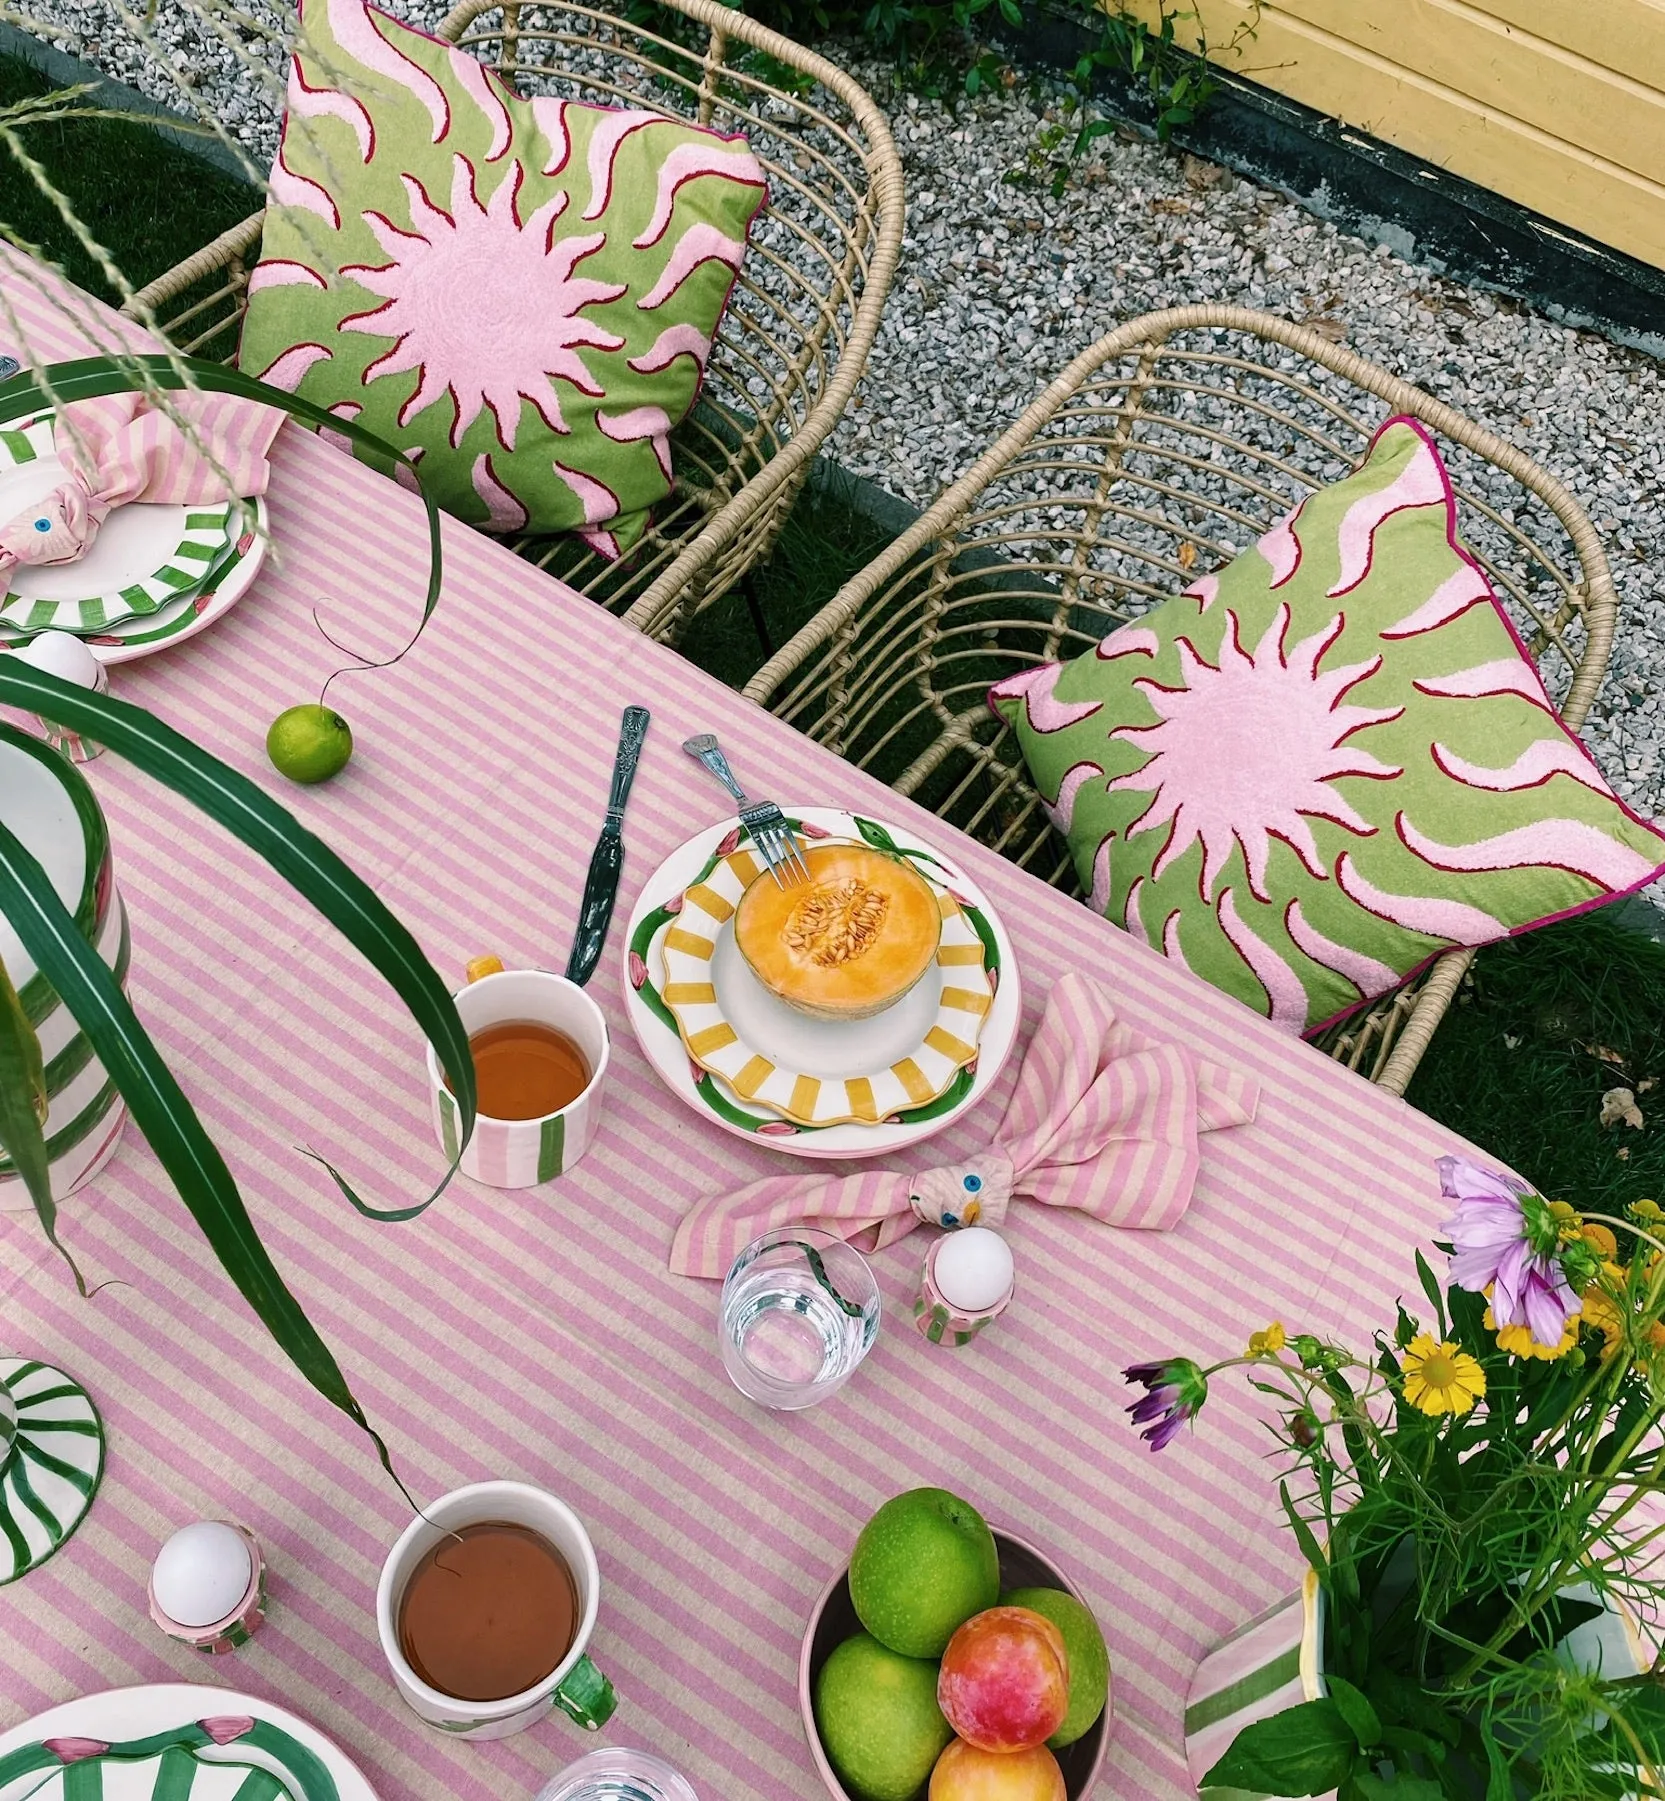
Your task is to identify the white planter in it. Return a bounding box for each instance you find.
[0,722,127,1207]
[1185,1565,1651,1800]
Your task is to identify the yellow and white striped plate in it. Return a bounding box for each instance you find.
[659,830,997,1128]
[624,809,1021,1160]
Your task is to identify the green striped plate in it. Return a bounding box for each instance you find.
[0,410,236,634]
[0,1358,104,1585]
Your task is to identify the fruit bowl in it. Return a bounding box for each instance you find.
[799,1529,1110,1801]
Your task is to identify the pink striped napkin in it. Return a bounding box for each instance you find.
[0,389,282,597]
[668,972,1261,1277]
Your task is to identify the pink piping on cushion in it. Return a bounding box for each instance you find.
[472,453,529,531]
[248,342,332,389]
[634,141,768,249]
[1284,895,1399,1002]
[1328,428,1448,597]
[1334,850,1503,944]
[318,0,449,143]
[1217,888,1309,1032]
[637,222,749,312]
[286,58,373,162]
[1255,505,1303,588]
[1380,561,1493,639]
[583,110,663,219]
[1432,737,1613,797]
[447,42,511,159]
[246,260,327,294]
[629,323,712,376]
[1396,811,1665,891]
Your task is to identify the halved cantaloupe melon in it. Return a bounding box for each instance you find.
[734,842,942,1020]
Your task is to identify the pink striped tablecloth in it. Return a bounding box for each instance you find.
[0,252,1508,1800]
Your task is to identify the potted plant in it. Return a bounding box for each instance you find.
[1127,1156,1665,1800]
[0,354,470,1484]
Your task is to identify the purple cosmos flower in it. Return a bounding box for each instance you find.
[1438,1155,1578,1349]
[1124,1358,1208,1451]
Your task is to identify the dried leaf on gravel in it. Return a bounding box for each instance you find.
[1183,154,1226,189]
[1177,541,1197,570]
[1301,315,1349,344]
[1601,1088,1645,1130]
[1151,196,1191,215]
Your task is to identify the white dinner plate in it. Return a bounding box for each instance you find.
[0,1686,378,1801]
[659,834,997,1127]
[624,808,1021,1159]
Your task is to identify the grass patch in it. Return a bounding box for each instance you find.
[0,51,258,309]
[1407,909,1665,1212]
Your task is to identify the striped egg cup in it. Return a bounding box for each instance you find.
[0,723,129,1209]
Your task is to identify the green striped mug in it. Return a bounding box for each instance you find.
[428,964,610,1188]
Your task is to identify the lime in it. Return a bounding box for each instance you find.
[850,1487,999,1659]
[267,705,353,784]
[814,1631,952,1801]
[1002,1585,1110,1747]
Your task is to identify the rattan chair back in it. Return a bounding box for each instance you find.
[744,305,1618,1093]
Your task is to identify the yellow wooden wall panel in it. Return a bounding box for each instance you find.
[1464,0,1665,84]
[1272,0,1665,182]
[1119,0,1665,270]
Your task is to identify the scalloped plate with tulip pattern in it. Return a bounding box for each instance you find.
[622,808,1022,1160]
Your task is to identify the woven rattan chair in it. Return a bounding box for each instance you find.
[742,306,1619,1094]
[121,0,903,643]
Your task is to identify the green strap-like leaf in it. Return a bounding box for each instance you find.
[0,354,443,622]
[0,664,477,1170]
[0,812,402,1475]
[0,948,86,1290]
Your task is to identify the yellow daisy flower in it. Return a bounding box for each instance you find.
[1401,1334,1486,1416]
[1247,1321,1287,1357]
[1484,1295,1579,1361]
[1579,1264,1630,1357]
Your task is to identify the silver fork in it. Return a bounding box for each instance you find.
[681,733,811,888]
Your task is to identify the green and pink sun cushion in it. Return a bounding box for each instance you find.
[989,417,1665,1035]
[237,0,767,556]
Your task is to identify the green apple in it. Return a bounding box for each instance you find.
[1002,1584,1110,1747]
[814,1631,952,1801]
[849,1487,999,1658]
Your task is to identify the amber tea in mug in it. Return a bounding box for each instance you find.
[453,1020,591,1120]
[397,1521,580,1703]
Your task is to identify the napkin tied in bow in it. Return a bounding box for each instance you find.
[669,972,1260,1277]
[0,391,281,599]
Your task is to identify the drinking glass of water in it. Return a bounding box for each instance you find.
[536,1748,698,1801]
[718,1226,881,1410]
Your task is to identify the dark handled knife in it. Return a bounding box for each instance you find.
[565,706,651,987]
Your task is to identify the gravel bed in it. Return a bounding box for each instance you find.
[20,1,1665,887]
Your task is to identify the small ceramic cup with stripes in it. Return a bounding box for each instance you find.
[428,964,610,1189]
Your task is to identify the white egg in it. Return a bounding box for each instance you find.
[9,631,103,689]
[933,1226,1015,1312]
[151,1521,253,1628]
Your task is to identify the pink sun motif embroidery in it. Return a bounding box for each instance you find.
[340,154,627,450]
[1109,603,1404,902]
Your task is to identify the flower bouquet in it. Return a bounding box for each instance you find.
[1127,1157,1665,1801]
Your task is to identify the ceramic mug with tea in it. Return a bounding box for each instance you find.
[377,1480,617,1741]
[428,964,610,1188]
